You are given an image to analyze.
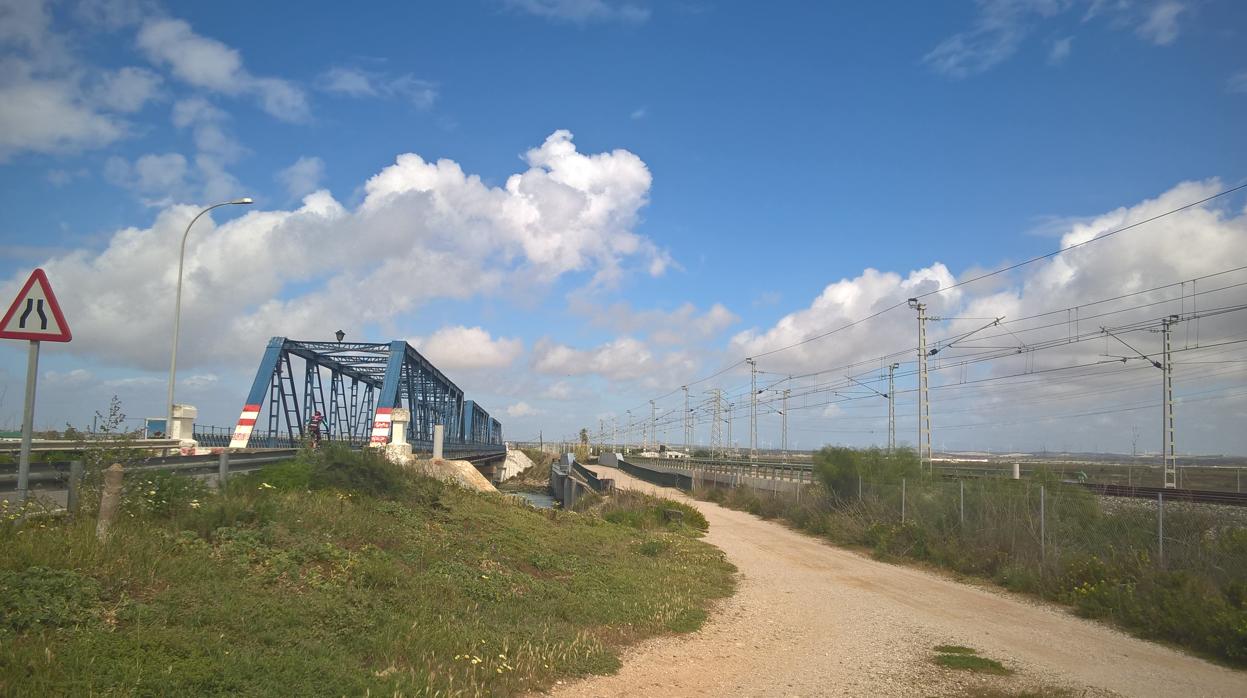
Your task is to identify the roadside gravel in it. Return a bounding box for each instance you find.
[544,466,1247,697]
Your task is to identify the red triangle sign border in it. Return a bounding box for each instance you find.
[0,268,73,342]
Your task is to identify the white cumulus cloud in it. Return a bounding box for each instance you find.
[506,401,541,417]
[569,298,738,345]
[0,131,665,374]
[415,326,524,371]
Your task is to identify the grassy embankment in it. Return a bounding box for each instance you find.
[0,446,734,695]
[694,446,1247,666]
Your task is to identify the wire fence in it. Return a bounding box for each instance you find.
[767,474,1247,576]
[690,468,1247,662]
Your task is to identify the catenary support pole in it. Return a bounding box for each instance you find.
[909,299,932,471]
[747,358,758,461]
[683,386,690,455]
[781,387,790,462]
[649,400,656,453]
[887,362,899,452]
[1162,315,1178,488]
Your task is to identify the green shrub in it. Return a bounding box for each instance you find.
[292,444,410,498]
[244,457,314,491]
[0,567,101,632]
[814,446,922,497]
[595,491,708,534]
[123,470,210,519]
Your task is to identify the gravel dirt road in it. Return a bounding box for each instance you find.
[546,466,1247,698]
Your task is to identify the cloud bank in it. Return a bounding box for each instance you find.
[1,130,667,372]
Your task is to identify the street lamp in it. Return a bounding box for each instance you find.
[335,329,345,343]
[166,198,253,436]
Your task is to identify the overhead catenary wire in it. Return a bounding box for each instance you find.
[608,185,1247,423]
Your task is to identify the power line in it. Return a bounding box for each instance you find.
[617,185,1247,416]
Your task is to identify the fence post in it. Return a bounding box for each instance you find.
[67,459,84,516]
[959,480,964,525]
[901,478,906,523]
[1157,491,1164,567]
[858,474,862,501]
[1040,485,1046,563]
[218,451,230,491]
[95,463,124,542]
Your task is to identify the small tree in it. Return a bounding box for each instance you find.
[814,446,922,497]
[80,396,147,473]
[574,428,591,462]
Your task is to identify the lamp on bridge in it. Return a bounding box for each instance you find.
[335,329,345,343]
[167,197,254,436]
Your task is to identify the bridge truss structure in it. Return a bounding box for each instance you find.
[227,337,502,451]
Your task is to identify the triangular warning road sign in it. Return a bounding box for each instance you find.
[0,268,72,342]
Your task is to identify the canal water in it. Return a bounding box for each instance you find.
[508,490,557,509]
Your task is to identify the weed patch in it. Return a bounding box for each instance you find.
[933,645,1011,675]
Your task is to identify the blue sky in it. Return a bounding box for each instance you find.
[1,0,1245,455]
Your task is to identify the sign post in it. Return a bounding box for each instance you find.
[0,269,73,504]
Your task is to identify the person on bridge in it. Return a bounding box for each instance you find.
[308,411,324,448]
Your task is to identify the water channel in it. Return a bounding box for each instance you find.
[508,490,557,509]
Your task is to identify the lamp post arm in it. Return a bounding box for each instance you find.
[166,201,246,432]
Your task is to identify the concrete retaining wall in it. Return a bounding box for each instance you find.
[496,448,535,482]
[550,453,616,508]
[615,459,694,490]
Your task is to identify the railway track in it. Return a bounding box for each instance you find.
[1076,481,1247,507]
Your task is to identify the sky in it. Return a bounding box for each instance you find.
[1,0,1245,456]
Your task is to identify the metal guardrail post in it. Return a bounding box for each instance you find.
[218,451,229,490]
[67,459,84,515]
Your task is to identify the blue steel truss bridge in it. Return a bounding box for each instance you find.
[226,338,503,461]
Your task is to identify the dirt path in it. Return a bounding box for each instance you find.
[548,466,1247,698]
